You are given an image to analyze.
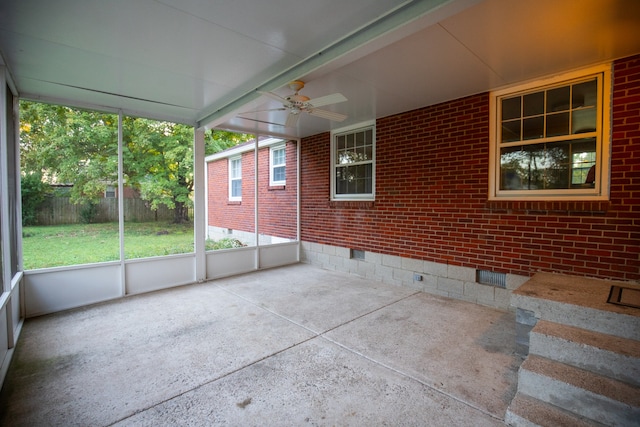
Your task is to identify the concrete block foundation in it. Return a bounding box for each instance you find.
[301,241,524,311]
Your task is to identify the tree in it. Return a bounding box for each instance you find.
[20,101,253,224]
[20,102,119,204]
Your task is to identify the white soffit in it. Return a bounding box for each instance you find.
[0,0,639,137]
[440,0,640,86]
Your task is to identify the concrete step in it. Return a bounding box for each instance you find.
[517,355,640,426]
[505,393,605,427]
[511,273,640,341]
[530,320,640,387]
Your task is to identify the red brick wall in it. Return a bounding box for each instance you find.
[300,55,640,282]
[258,142,298,240]
[207,141,297,240]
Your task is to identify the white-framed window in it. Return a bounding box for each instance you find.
[331,121,375,201]
[489,64,611,200]
[270,144,286,186]
[229,156,242,201]
[104,185,116,198]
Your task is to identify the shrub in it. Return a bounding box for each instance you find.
[79,202,98,224]
[21,173,50,226]
[206,238,246,250]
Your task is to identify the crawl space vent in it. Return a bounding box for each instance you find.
[476,270,506,288]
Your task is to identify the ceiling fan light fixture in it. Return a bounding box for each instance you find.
[288,80,305,92]
[247,81,348,127]
[286,94,310,103]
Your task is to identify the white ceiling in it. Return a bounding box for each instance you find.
[1,0,639,139]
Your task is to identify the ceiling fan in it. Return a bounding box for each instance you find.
[240,81,348,128]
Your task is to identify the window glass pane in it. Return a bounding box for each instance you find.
[523,91,544,117]
[573,79,597,108]
[500,146,530,190]
[365,129,373,145]
[546,112,570,137]
[572,108,596,134]
[544,142,571,189]
[571,138,597,185]
[338,147,354,164]
[523,116,544,140]
[502,97,521,121]
[123,117,195,259]
[231,180,242,197]
[501,120,521,142]
[546,86,571,113]
[500,138,595,191]
[364,144,373,161]
[231,159,241,179]
[20,101,119,269]
[273,166,286,182]
[273,148,285,165]
[336,164,372,195]
[347,133,354,150]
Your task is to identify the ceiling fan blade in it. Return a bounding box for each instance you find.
[239,107,287,114]
[285,112,300,128]
[308,93,347,108]
[258,91,288,104]
[237,116,286,127]
[308,108,347,122]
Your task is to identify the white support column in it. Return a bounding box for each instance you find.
[12,85,23,280]
[296,137,301,261]
[254,135,259,269]
[194,128,206,282]
[117,111,126,296]
[0,67,10,294]
[0,66,19,352]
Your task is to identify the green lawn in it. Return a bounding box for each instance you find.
[22,222,241,270]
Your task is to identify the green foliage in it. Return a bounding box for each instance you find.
[79,202,98,224]
[205,130,253,155]
[19,100,254,226]
[20,101,119,205]
[20,172,50,225]
[205,237,246,250]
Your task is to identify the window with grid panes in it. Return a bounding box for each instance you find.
[331,123,375,200]
[270,145,286,186]
[229,157,242,201]
[490,65,611,200]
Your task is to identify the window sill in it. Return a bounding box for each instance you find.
[329,200,375,209]
[485,199,610,214]
[227,201,242,205]
[269,185,286,191]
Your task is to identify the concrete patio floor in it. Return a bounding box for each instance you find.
[0,263,523,426]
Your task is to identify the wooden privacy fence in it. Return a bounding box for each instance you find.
[35,197,176,225]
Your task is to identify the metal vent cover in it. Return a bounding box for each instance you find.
[476,270,506,288]
[350,249,365,260]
